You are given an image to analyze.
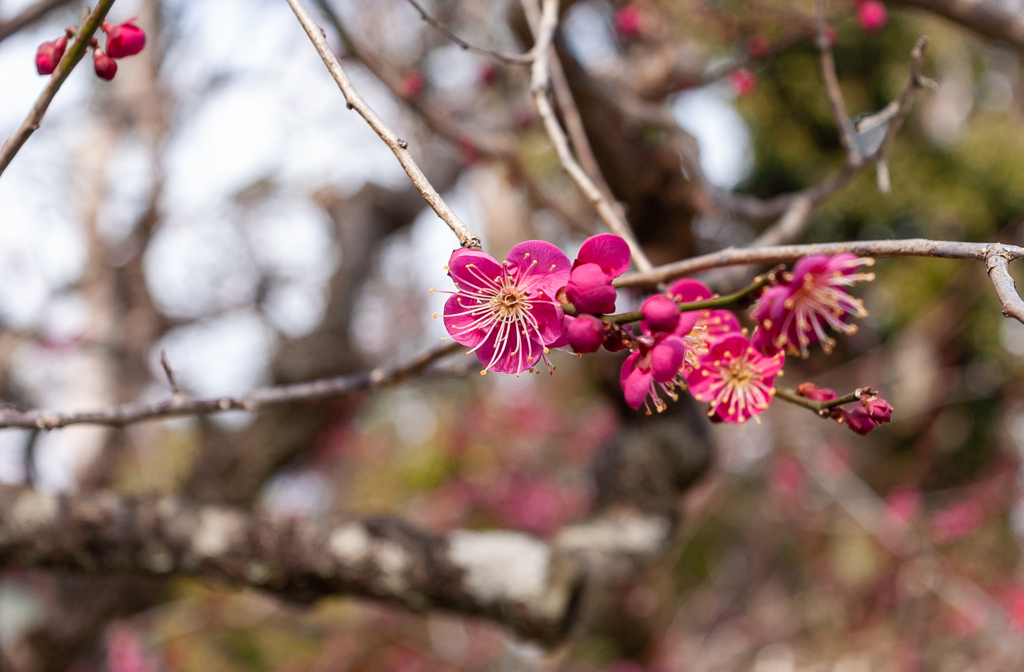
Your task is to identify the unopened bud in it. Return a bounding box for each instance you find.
[566,315,607,354]
[94,48,117,80]
[857,1,888,33]
[641,295,680,333]
[102,18,146,58]
[35,36,67,75]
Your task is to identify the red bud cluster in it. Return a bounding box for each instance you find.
[33,18,145,82]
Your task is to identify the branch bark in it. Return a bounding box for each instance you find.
[0,483,674,645]
[0,342,464,430]
[286,0,482,249]
[0,0,76,43]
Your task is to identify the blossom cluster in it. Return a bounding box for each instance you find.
[35,18,145,81]
[440,235,891,431]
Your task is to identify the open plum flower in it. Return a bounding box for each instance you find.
[688,333,784,424]
[442,241,570,375]
[751,253,875,357]
[565,234,631,315]
[666,278,741,367]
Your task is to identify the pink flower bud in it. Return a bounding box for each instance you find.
[747,35,771,59]
[35,36,67,75]
[566,315,607,354]
[94,49,117,80]
[857,1,888,33]
[641,295,680,333]
[479,63,501,86]
[397,70,425,99]
[102,18,146,58]
[796,381,837,402]
[729,69,757,96]
[615,6,643,39]
[566,263,617,315]
[840,407,876,435]
[862,395,893,423]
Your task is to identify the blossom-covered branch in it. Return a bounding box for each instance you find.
[0,482,672,645]
[0,0,116,178]
[616,239,1024,327]
[286,0,483,250]
[0,342,464,430]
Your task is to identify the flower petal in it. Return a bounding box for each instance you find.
[651,336,685,382]
[620,352,652,409]
[473,328,543,374]
[666,278,713,303]
[530,299,566,345]
[577,234,631,277]
[448,248,502,294]
[566,263,617,314]
[506,240,571,298]
[443,294,491,348]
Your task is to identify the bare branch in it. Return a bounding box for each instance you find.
[398,0,532,64]
[0,342,465,430]
[986,247,1024,323]
[522,0,653,272]
[889,0,1024,48]
[815,0,861,166]
[0,483,671,645]
[0,0,116,178]
[0,0,75,43]
[286,0,483,249]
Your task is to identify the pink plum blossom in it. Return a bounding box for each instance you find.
[640,295,680,333]
[565,234,631,315]
[620,310,703,413]
[751,253,875,357]
[687,333,784,423]
[665,278,742,366]
[442,241,570,375]
[614,6,643,39]
[102,18,146,59]
[35,36,66,75]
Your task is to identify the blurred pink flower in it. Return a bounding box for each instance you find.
[930,500,984,543]
[729,69,758,96]
[687,333,783,423]
[615,6,643,39]
[886,487,921,524]
[857,1,889,33]
[107,627,154,672]
[771,457,804,497]
[747,35,771,59]
[442,241,570,374]
[751,254,874,357]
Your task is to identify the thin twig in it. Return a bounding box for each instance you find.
[0,0,117,178]
[815,0,861,166]
[286,0,482,249]
[398,0,532,64]
[0,342,465,430]
[774,387,864,413]
[159,350,181,396]
[0,0,75,43]
[522,0,653,272]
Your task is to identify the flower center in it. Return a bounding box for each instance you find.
[491,285,529,319]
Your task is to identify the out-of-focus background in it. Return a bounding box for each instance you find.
[2,0,1024,669]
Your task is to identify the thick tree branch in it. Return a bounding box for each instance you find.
[0,484,671,645]
[286,0,483,249]
[0,0,76,43]
[0,342,464,430]
[0,0,116,178]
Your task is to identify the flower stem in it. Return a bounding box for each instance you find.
[775,387,865,415]
[568,271,777,325]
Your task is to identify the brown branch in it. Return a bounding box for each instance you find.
[522,0,653,271]
[0,0,75,43]
[286,0,483,250]
[712,37,931,221]
[889,0,1024,48]
[398,0,533,64]
[0,0,116,178]
[0,342,465,430]
[815,0,861,166]
[0,483,672,645]
[617,240,1024,326]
